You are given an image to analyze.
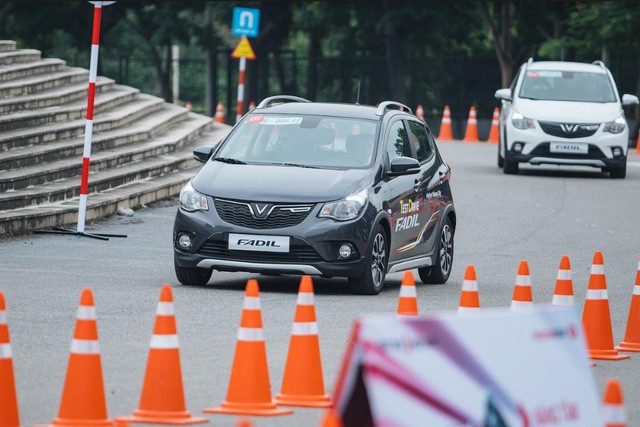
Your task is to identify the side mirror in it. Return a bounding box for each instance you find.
[193,146,214,163]
[622,94,639,107]
[494,88,512,102]
[389,156,420,176]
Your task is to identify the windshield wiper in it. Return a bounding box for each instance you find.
[213,157,246,165]
[272,162,319,169]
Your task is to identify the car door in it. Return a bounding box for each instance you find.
[382,118,423,263]
[405,119,446,257]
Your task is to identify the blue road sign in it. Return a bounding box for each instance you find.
[231,7,260,38]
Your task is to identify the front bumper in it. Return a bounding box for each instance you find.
[173,203,377,279]
[507,142,626,168]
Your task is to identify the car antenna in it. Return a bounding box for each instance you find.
[355,80,361,106]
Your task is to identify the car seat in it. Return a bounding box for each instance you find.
[345,133,374,164]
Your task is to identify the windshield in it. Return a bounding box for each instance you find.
[519,70,616,103]
[215,113,378,169]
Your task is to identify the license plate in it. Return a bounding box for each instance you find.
[228,233,290,253]
[550,142,588,154]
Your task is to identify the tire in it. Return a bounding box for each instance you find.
[418,217,454,284]
[497,128,505,168]
[609,161,626,179]
[503,149,519,175]
[175,260,212,286]
[349,224,387,295]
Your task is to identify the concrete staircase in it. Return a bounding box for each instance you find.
[0,40,230,236]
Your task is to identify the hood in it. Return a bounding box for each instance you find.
[192,162,374,203]
[513,99,622,123]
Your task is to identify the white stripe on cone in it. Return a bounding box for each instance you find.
[557,270,571,280]
[243,296,261,310]
[150,334,179,349]
[297,292,315,306]
[156,302,175,316]
[399,285,417,298]
[552,295,574,306]
[516,275,531,286]
[591,264,605,275]
[458,306,479,314]
[633,285,640,296]
[587,289,608,300]
[0,343,12,359]
[237,327,264,342]
[70,339,100,355]
[510,300,533,311]
[0,310,6,324]
[461,280,477,291]
[292,322,319,336]
[76,306,96,320]
[602,405,626,423]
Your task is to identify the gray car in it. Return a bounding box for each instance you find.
[173,96,456,295]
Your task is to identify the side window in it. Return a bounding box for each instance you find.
[510,65,522,93]
[407,120,433,163]
[385,121,411,161]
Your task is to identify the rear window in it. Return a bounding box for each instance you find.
[216,114,378,168]
[519,70,616,103]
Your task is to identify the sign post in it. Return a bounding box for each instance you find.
[34,1,126,240]
[231,7,259,123]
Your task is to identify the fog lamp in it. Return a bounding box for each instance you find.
[177,233,192,250]
[339,244,353,259]
[513,143,524,153]
[612,147,623,157]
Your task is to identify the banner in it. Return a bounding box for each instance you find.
[332,306,601,426]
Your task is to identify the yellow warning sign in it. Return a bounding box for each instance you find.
[231,36,256,60]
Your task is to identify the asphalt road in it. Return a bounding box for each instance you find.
[2,142,640,426]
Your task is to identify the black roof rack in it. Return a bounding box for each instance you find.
[592,60,606,70]
[256,95,311,109]
[375,101,412,116]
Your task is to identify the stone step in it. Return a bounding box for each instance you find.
[0,41,17,52]
[0,84,141,132]
[0,75,114,114]
[0,113,214,193]
[0,124,230,235]
[0,49,41,66]
[0,92,164,151]
[0,58,66,83]
[0,103,188,171]
[0,67,88,98]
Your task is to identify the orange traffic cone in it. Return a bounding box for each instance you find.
[487,107,499,144]
[463,106,479,142]
[40,288,111,427]
[511,260,533,312]
[602,379,627,427]
[235,418,253,427]
[552,255,574,306]
[185,101,192,112]
[396,271,418,316]
[203,280,292,416]
[116,285,207,425]
[458,265,480,314]
[582,252,629,360]
[0,292,20,427]
[416,104,424,120]
[635,132,640,155]
[275,276,331,407]
[248,101,256,111]
[214,101,225,124]
[319,409,343,427]
[617,260,640,352]
[437,105,453,141]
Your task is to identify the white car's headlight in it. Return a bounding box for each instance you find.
[511,111,535,130]
[603,115,626,134]
[179,181,208,212]
[319,188,368,221]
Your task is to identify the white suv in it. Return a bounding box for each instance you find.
[495,59,638,178]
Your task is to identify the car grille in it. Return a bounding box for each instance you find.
[529,143,606,158]
[538,121,599,139]
[198,237,323,263]
[214,199,314,229]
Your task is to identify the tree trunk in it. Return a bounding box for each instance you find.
[480,0,515,88]
[383,21,407,102]
[307,29,321,100]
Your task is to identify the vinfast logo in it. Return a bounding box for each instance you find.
[560,123,579,134]
[250,203,272,219]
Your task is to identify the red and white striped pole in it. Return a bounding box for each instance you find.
[78,1,114,233]
[235,57,246,123]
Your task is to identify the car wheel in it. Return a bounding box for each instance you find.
[497,128,505,168]
[349,224,387,295]
[503,149,519,175]
[609,161,626,179]
[174,260,212,286]
[418,217,454,284]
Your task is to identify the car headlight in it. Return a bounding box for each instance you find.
[179,181,208,212]
[511,111,535,130]
[603,115,626,134]
[319,188,368,221]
